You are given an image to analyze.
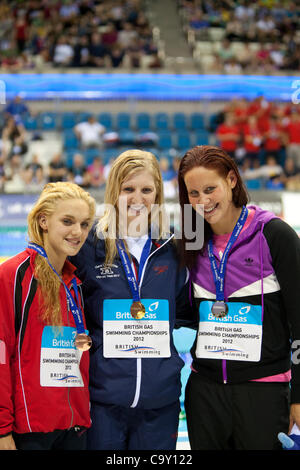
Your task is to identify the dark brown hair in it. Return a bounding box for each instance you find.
[177,145,249,270]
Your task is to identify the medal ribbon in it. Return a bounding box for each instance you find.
[116,237,152,302]
[28,243,85,335]
[207,206,248,302]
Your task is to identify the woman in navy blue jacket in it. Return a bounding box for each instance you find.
[71,149,190,450]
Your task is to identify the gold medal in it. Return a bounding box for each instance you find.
[130,301,146,320]
[74,333,92,351]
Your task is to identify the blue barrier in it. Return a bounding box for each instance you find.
[0,73,299,101]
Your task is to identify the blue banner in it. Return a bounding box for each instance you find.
[0,73,298,101]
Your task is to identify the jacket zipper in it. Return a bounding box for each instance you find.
[222,359,227,384]
[66,290,74,428]
[130,235,174,408]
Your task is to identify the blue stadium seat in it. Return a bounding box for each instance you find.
[176,131,192,150]
[65,149,79,167]
[194,131,209,145]
[157,131,173,150]
[116,112,131,129]
[39,112,58,130]
[102,147,117,164]
[63,130,78,149]
[246,179,263,190]
[61,112,77,129]
[84,147,101,165]
[190,112,205,130]
[154,112,169,130]
[98,112,113,131]
[208,113,221,132]
[23,114,38,130]
[136,112,151,131]
[173,112,187,130]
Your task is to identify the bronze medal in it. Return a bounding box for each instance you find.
[211,301,228,318]
[130,301,146,320]
[74,333,92,351]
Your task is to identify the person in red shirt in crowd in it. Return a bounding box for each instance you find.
[216,112,240,160]
[284,110,300,169]
[232,98,249,134]
[247,95,272,134]
[263,115,285,163]
[243,116,263,166]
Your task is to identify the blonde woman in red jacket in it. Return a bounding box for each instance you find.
[0,182,95,450]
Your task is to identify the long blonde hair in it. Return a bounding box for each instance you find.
[27,182,96,326]
[96,149,168,265]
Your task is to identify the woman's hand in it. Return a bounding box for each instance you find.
[0,434,17,450]
[289,403,300,433]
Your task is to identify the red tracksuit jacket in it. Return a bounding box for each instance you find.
[0,248,91,435]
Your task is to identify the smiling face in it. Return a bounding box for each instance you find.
[118,169,157,235]
[184,166,241,235]
[39,198,91,272]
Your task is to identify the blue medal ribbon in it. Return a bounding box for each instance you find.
[28,242,85,335]
[207,206,248,302]
[116,236,152,302]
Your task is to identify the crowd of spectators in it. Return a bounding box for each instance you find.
[1,94,300,193]
[1,0,300,73]
[179,0,300,74]
[215,95,300,190]
[0,0,162,72]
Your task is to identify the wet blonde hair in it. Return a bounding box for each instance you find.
[27,182,96,326]
[96,149,168,265]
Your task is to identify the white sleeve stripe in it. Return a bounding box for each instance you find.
[193,273,280,299]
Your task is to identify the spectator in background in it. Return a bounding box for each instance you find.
[281,156,300,190]
[87,156,105,188]
[284,110,300,169]
[74,115,106,149]
[3,153,26,193]
[0,155,6,191]
[23,154,46,191]
[89,32,107,67]
[118,21,138,49]
[109,43,125,68]
[4,95,30,118]
[15,10,28,53]
[243,115,263,166]
[68,153,90,187]
[101,22,118,50]
[48,152,68,182]
[24,153,44,185]
[263,115,285,163]
[159,157,177,199]
[2,115,28,157]
[53,36,74,67]
[72,35,91,67]
[216,112,240,160]
[217,39,234,64]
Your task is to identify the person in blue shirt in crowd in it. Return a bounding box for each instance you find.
[70,149,191,450]
[4,95,30,118]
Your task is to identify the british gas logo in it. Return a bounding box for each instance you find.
[238,306,251,315]
[148,301,159,312]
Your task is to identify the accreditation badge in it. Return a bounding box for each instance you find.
[195,301,263,362]
[40,326,85,387]
[103,298,170,358]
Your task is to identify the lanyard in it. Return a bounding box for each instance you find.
[28,243,85,335]
[207,206,248,302]
[116,236,152,303]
